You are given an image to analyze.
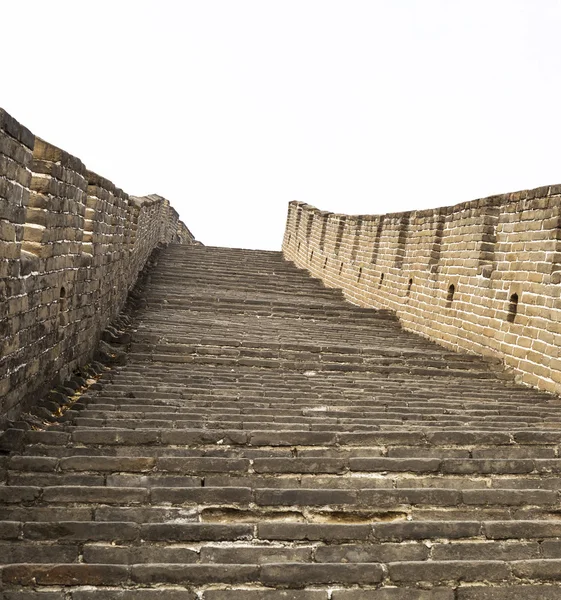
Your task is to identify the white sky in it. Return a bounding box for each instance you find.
[3,1,561,249]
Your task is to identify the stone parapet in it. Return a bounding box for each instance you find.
[0,108,197,426]
[282,188,561,395]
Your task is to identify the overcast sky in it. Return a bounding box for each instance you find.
[3,1,561,249]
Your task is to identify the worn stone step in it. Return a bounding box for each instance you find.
[4,559,561,588]
[12,455,561,477]
[15,428,561,452]
[3,243,561,595]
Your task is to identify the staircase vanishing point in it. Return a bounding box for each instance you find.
[3,244,561,600]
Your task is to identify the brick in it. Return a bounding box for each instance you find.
[23,521,139,541]
[131,564,259,584]
[162,429,248,445]
[0,541,79,563]
[511,559,561,580]
[150,487,252,505]
[258,522,370,541]
[485,521,561,539]
[249,431,336,446]
[456,587,561,600]
[0,486,40,503]
[372,521,481,541]
[349,457,440,472]
[7,457,58,472]
[82,543,199,565]
[59,456,155,472]
[42,486,147,504]
[388,560,510,583]
[255,488,356,506]
[140,523,252,541]
[200,546,312,564]
[0,521,21,539]
[358,489,461,507]
[204,592,325,600]
[432,541,539,561]
[332,590,454,600]
[157,457,249,473]
[260,563,384,587]
[253,458,346,473]
[315,542,428,563]
[72,592,196,600]
[2,593,66,600]
[463,489,556,506]
[2,564,129,585]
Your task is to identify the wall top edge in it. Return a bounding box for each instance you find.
[290,182,561,221]
[87,170,128,199]
[0,108,34,150]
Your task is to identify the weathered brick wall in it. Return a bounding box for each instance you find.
[0,108,196,426]
[283,187,561,395]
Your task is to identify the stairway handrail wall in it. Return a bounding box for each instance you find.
[0,108,196,426]
[282,189,561,395]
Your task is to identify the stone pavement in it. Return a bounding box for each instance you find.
[2,244,561,598]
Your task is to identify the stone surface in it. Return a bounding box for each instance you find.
[3,132,561,596]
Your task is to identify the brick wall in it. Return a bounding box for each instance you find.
[283,188,561,395]
[0,108,196,426]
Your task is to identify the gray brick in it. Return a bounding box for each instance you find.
[2,593,67,600]
[0,541,79,563]
[349,457,441,472]
[258,522,370,541]
[463,489,556,506]
[59,456,155,472]
[255,488,356,506]
[2,564,129,585]
[157,457,249,473]
[42,486,147,504]
[388,560,510,583]
[331,590,454,600]
[485,521,561,539]
[200,545,312,563]
[511,559,561,580]
[72,591,196,600]
[359,489,461,507]
[0,521,20,539]
[372,520,481,541]
[457,586,561,599]
[204,592,326,600]
[0,486,40,503]
[260,563,384,586]
[23,521,138,541]
[83,543,199,564]
[432,541,539,561]
[150,486,252,504]
[131,564,259,584]
[315,542,428,563]
[140,523,252,541]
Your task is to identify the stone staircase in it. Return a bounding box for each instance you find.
[2,244,561,598]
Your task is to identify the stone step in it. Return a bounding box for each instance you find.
[1,485,558,511]
[14,428,561,449]
[0,586,558,599]
[3,243,561,596]
[3,559,561,588]
[16,444,560,461]
[2,525,561,564]
[8,455,561,477]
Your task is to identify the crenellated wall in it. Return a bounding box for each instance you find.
[283,188,561,395]
[0,108,196,426]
